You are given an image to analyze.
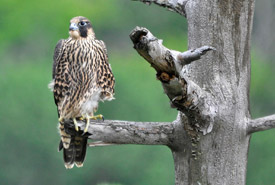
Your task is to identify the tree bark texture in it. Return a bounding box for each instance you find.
[172,1,254,184]
[128,0,255,183]
[64,0,275,184]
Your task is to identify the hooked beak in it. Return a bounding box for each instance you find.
[69,23,78,31]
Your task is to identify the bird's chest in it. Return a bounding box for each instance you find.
[58,41,99,90]
[63,45,96,77]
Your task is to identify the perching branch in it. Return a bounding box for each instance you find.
[64,119,177,146]
[130,26,216,135]
[133,0,188,17]
[247,114,275,134]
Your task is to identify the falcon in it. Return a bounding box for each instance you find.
[49,16,115,169]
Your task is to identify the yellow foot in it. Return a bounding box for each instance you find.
[79,115,85,121]
[73,118,79,132]
[90,114,104,120]
[83,114,104,134]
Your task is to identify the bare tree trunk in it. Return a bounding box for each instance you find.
[128,1,254,183]
[171,0,254,184]
[65,0,275,184]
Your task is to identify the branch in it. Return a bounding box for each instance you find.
[129,27,215,79]
[133,0,188,17]
[177,46,216,65]
[64,119,175,146]
[247,114,275,134]
[130,27,216,135]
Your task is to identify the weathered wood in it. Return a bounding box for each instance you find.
[247,114,275,134]
[130,27,217,136]
[131,0,256,184]
[65,119,176,146]
[133,0,188,16]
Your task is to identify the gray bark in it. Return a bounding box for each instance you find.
[66,119,175,145]
[247,114,275,134]
[172,1,254,184]
[133,0,188,16]
[63,0,275,184]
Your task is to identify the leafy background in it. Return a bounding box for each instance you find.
[0,0,274,184]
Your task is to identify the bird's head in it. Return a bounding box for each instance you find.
[69,16,95,39]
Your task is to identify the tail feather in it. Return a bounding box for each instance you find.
[59,122,71,149]
[74,136,88,167]
[60,136,88,169]
[63,136,76,169]
[58,140,63,151]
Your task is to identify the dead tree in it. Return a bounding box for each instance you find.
[65,0,275,184]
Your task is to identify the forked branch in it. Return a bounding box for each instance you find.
[247,114,275,134]
[130,26,216,135]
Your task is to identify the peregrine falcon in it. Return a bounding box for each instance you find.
[49,16,115,169]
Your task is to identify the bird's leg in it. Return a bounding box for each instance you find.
[84,116,90,133]
[73,118,79,131]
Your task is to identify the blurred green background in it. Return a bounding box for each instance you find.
[0,0,274,184]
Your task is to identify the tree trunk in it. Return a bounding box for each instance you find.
[170,0,254,184]
[172,116,250,185]
[65,0,275,184]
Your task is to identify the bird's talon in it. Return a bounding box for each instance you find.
[83,127,88,134]
[73,118,79,132]
[98,114,103,120]
[75,126,79,132]
[83,117,90,134]
[96,114,104,120]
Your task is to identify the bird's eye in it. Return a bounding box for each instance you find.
[79,21,87,26]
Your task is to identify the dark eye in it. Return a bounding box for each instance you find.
[79,21,87,26]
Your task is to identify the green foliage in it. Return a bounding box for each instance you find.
[249,50,275,118]
[0,0,274,184]
[247,51,275,185]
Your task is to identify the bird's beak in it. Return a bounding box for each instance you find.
[69,23,78,31]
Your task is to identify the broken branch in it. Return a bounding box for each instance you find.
[247,114,275,134]
[130,26,216,135]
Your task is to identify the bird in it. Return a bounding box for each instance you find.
[49,16,115,169]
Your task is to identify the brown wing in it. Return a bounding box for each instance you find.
[53,39,65,79]
[96,40,115,99]
[52,39,69,109]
